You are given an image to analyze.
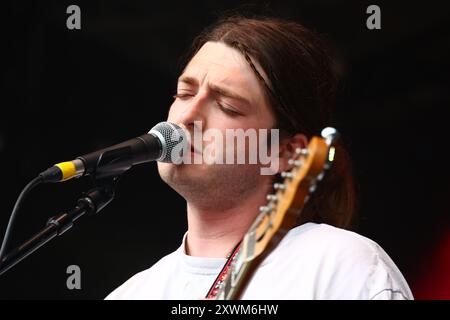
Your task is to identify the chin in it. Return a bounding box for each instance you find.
[158,162,206,184]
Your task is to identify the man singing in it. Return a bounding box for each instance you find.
[106,16,413,300]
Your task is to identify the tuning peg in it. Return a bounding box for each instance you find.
[295,148,308,156]
[273,183,286,190]
[321,127,339,145]
[259,206,271,213]
[280,172,293,179]
[288,159,303,167]
[309,183,317,193]
[317,172,325,181]
[266,194,278,202]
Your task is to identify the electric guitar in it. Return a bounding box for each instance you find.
[207,127,338,300]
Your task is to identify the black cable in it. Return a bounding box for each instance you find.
[0,176,43,263]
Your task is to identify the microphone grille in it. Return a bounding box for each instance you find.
[149,122,187,163]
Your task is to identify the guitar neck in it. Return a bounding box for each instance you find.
[215,225,291,300]
[216,244,265,300]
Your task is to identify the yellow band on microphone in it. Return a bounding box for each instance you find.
[55,161,76,181]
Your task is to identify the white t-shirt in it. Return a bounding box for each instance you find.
[106,222,413,300]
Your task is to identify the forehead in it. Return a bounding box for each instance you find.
[181,42,265,101]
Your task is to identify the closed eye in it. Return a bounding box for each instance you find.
[173,93,194,100]
[216,101,243,117]
[173,93,243,117]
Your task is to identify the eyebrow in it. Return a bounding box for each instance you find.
[177,75,251,108]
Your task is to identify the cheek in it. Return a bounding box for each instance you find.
[207,111,237,129]
[222,117,271,131]
[167,101,180,122]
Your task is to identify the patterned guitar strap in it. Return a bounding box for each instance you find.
[205,240,242,299]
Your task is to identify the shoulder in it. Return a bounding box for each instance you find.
[105,249,179,300]
[271,223,414,299]
[282,223,393,262]
[277,223,384,261]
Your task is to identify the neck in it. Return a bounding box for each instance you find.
[185,186,270,258]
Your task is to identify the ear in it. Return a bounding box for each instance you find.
[277,133,308,173]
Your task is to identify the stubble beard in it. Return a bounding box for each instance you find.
[158,162,265,211]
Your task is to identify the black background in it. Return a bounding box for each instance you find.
[0,0,449,299]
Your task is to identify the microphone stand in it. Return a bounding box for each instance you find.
[0,177,118,276]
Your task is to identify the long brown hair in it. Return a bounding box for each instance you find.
[182,15,357,229]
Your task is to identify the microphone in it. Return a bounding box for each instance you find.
[39,122,187,183]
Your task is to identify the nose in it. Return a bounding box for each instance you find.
[171,90,209,132]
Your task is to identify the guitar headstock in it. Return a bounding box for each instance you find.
[244,127,338,259]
